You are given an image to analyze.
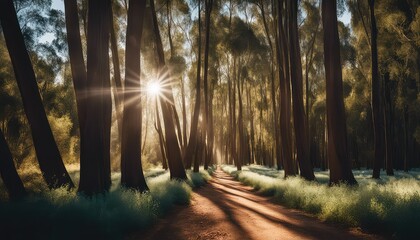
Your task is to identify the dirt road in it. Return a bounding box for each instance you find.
[128,169,377,240]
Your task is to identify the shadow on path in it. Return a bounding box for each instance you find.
[127,168,379,240]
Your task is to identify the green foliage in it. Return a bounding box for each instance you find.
[48,114,78,163]
[222,165,420,238]
[0,169,210,239]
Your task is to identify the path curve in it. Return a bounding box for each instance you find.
[128,168,378,240]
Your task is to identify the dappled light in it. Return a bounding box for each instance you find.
[0,0,419,239]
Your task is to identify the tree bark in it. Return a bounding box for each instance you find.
[150,0,187,180]
[0,0,74,189]
[383,73,394,176]
[0,129,26,200]
[289,0,315,180]
[322,0,357,185]
[120,0,148,191]
[78,0,112,195]
[369,0,386,179]
[181,77,188,154]
[154,99,168,170]
[203,0,214,169]
[184,0,202,170]
[109,5,123,140]
[276,0,295,177]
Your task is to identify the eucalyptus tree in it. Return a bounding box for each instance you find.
[184,0,202,170]
[120,0,149,191]
[78,0,112,194]
[150,0,187,180]
[203,0,214,169]
[322,0,357,185]
[367,0,385,179]
[0,0,74,189]
[289,0,315,180]
[276,0,295,177]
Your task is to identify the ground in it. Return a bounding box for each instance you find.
[128,168,380,240]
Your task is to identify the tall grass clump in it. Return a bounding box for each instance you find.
[187,168,212,188]
[0,169,210,239]
[222,165,420,239]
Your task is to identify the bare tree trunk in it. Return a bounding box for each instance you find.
[289,0,315,180]
[247,87,255,164]
[0,129,26,200]
[78,0,112,194]
[276,0,295,177]
[383,73,394,175]
[236,58,244,171]
[369,0,385,179]
[1,0,74,189]
[120,0,148,191]
[109,5,123,140]
[150,0,187,180]
[203,0,214,169]
[184,0,202,169]
[322,0,357,185]
[227,61,235,166]
[181,76,188,154]
[166,0,174,57]
[155,99,168,170]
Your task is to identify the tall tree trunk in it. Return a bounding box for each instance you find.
[384,73,394,176]
[247,87,255,164]
[166,0,174,57]
[276,0,295,177]
[369,0,385,179]
[109,5,123,140]
[184,0,202,169]
[207,90,215,167]
[155,99,168,170]
[322,0,357,185]
[305,16,319,166]
[181,77,188,154]
[0,0,74,189]
[0,129,26,200]
[64,0,88,181]
[203,0,213,169]
[227,61,235,166]
[150,0,187,180]
[120,0,148,191]
[78,0,112,194]
[289,0,315,180]
[236,58,244,171]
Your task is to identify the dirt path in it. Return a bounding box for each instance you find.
[128,168,378,240]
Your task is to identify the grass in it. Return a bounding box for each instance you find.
[0,167,212,239]
[222,165,420,239]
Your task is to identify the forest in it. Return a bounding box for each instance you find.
[0,0,419,239]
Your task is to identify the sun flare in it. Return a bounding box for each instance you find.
[146,81,162,96]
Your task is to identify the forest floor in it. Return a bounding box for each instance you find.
[127,168,380,240]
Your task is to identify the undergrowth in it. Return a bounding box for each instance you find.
[222,165,420,239]
[0,168,211,239]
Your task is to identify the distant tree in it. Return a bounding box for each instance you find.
[0,0,74,189]
[120,0,149,191]
[78,0,112,195]
[0,129,26,200]
[322,0,357,185]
